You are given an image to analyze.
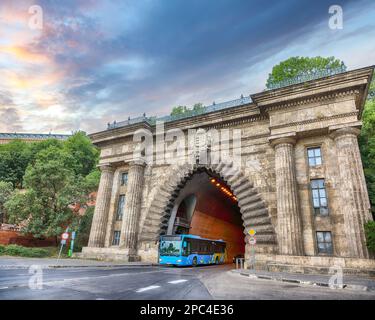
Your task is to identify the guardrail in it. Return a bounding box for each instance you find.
[107,96,252,130]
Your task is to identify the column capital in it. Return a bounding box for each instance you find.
[269,134,297,148]
[128,160,147,168]
[330,127,361,140]
[97,164,115,173]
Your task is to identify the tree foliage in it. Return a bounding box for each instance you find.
[5,147,88,238]
[63,131,99,176]
[73,206,94,252]
[170,103,205,116]
[266,56,346,89]
[0,181,13,223]
[0,140,33,188]
[364,221,375,253]
[359,79,375,216]
[1,132,100,239]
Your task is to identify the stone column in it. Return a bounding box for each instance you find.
[271,137,304,255]
[88,164,115,247]
[120,161,146,254]
[331,127,372,258]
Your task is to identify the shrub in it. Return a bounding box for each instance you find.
[0,244,50,257]
[364,221,375,253]
[0,245,5,254]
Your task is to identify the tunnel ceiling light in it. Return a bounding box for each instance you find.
[209,176,237,202]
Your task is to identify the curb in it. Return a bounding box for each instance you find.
[231,270,372,292]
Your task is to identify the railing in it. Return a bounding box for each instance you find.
[107,66,350,130]
[107,96,252,130]
[266,65,347,90]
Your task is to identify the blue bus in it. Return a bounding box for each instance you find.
[159,234,226,266]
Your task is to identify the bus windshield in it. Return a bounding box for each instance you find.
[160,239,181,256]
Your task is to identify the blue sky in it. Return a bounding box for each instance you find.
[0,0,374,134]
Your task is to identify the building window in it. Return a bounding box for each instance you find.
[121,172,128,186]
[116,195,125,220]
[311,179,329,215]
[307,147,322,166]
[316,231,333,254]
[112,231,121,246]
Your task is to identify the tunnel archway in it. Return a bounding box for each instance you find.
[141,162,278,259]
[165,170,245,262]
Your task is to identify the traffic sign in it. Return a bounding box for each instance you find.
[60,239,66,245]
[249,237,256,245]
[248,229,256,236]
[62,232,69,240]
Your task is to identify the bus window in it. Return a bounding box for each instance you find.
[182,240,190,256]
[160,239,181,256]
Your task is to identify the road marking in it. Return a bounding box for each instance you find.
[136,285,160,293]
[168,279,188,284]
[0,287,9,290]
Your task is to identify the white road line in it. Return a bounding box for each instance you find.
[168,279,188,284]
[0,287,9,290]
[136,285,160,293]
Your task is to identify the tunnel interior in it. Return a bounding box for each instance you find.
[167,170,245,263]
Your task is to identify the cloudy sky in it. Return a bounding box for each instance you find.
[0,0,374,134]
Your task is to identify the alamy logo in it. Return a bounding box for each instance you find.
[328,5,343,30]
[28,265,43,290]
[28,5,43,30]
[132,121,242,175]
[328,265,344,289]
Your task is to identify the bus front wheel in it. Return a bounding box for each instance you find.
[192,256,198,267]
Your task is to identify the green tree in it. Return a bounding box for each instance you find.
[170,105,189,116]
[0,181,13,223]
[266,56,346,89]
[192,103,205,113]
[0,140,32,187]
[84,169,101,192]
[359,79,375,216]
[63,132,99,176]
[5,147,87,238]
[73,206,94,252]
[170,103,205,117]
[28,138,63,163]
[364,221,375,253]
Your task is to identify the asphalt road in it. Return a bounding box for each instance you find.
[0,264,375,300]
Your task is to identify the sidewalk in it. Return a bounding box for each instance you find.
[0,256,155,269]
[231,268,375,292]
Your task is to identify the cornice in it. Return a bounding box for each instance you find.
[263,89,359,113]
[269,111,359,131]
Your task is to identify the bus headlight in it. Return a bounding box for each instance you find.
[159,258,162,261]
[176,259,181,262]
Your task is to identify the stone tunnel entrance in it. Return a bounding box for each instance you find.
[165,169,245,263]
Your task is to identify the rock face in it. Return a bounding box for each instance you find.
[82,66,374,269]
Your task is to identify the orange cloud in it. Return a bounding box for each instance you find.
[0,45,49,64]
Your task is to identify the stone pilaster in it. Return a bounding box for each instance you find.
[88,164,115,247]
[271,137,304,255]
[331,127,372,258]
[120,161,146,254]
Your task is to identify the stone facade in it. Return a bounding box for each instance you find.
[81,66,375,271]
